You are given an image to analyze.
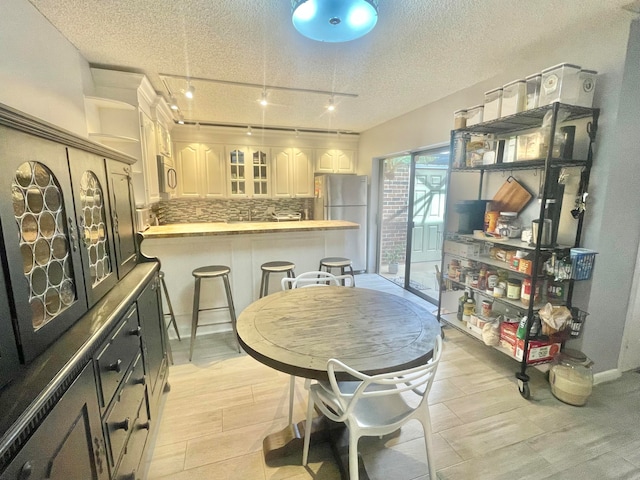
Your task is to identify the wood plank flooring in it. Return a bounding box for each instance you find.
[146,274,640,480]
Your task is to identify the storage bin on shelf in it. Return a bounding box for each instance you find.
[570,248,597,280]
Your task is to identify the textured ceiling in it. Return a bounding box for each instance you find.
[28,0,631,133]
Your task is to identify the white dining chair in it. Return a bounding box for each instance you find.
[302,334,443,480]
[281,270,354,289]
[278,270,354,425]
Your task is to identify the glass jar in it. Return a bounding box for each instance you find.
[549,349,594,406]
[507,278,521,300]
[496,212,521,238]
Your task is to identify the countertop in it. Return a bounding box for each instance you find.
[141,220,359,239]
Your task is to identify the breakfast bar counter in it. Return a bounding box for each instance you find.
[142,220,359,239]
[140,220,363,341]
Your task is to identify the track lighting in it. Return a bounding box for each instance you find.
[326,96,336,112]
[177,114,185,125]
[247,126,252,136]
[260,90,268,106]
[185,84,195,99]
[169,95,179,110]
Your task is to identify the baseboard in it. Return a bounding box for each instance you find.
[593,368,622,385]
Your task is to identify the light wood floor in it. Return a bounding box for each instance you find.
[146,274,640,480]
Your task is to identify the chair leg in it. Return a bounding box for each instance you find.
[422,413,437,479]
[189,277,201,362]
[222,274,241,353]
[349,429,360,480]
[302,394,315,466]
[161,275,181,341]
[259,270,268,298]
[288,375,296,425]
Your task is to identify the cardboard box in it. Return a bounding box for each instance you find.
[500,321,519,343]
[444,240,480,258]
[518,258,534,276]
[515,339,561,365]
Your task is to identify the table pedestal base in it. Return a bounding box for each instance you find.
[263,416,400,479]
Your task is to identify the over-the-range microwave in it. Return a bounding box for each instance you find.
[157,154,177,197]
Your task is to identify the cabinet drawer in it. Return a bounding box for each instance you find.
[96,306,141,408]
[104,353,146,469]
[114,397,150,480]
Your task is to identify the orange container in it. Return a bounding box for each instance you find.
[484,211,500,233]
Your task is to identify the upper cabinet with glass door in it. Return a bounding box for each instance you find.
[67,148,119,306]
[226,146,270,197]
[0,127,88,362]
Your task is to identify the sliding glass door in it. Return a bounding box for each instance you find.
[406,147,449,303]
[377,146,448,304]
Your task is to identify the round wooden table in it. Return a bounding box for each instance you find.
[237,286,442,479]
[237,286,442,381]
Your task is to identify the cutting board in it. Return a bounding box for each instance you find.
[492,176,532,213]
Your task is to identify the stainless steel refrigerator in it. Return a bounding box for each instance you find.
[314,174,368,272]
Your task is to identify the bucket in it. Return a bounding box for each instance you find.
[531,219,552,246]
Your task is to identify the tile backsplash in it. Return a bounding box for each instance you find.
[153,198,314,224]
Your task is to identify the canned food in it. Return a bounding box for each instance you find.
[481,300,493,317]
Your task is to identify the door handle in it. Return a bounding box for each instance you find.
[167,168,177,189]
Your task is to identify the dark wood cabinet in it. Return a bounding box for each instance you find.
[0,104,168,480]
[0,127,88,362]
[136,277,167,417]
[0,362,109,480]
[107,161,138,279]
[0,262,20,389]
[67,148,119,306]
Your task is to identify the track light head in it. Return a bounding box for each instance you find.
[185,84,195,99]
[326,96,336,112]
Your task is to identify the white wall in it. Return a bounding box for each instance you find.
[358,11,638,374]
[0,0,90,135]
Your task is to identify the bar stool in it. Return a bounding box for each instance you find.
[158,271,179,365]
[318,257,355,286]
[259,261,296,298]
[190,265,240,361]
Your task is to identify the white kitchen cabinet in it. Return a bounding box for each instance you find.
[314,148,357,174]
[154,97,173,159]
[140,110,160,204]
[272,147,314,198]
[175,142,226,198]
[226,146,270,197]
[86,69,161,206]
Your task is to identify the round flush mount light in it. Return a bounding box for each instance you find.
[291,0,379,43]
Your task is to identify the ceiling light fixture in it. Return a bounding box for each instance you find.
[259,90,268,106]
[247,126,253,136]
[326,96,336,112]
[177,114,185,125]
[185,84,195,99]
[291,0,379,43]
[169,95,179,110]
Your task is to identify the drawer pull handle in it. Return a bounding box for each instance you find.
[121,471,135,480]
[135,376,146,386]
[140,420,151,430]
[114,417,130,432]
[108,359,123,373]
[130,326,142,336]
